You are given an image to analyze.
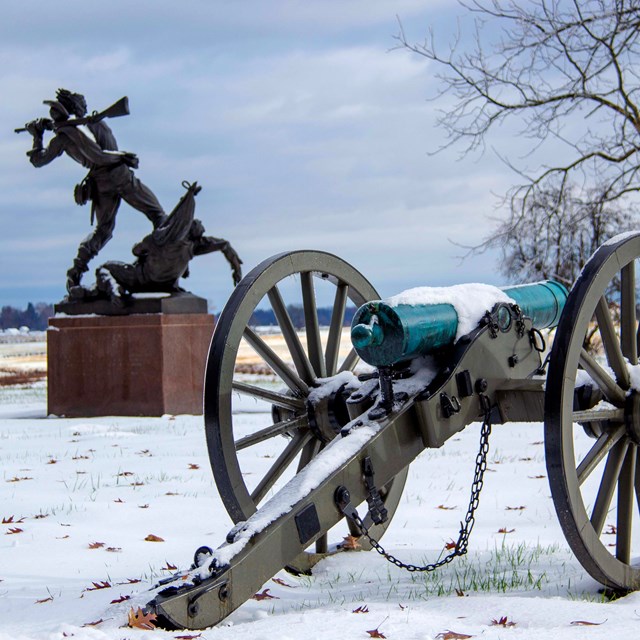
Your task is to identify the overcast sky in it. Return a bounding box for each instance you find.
[0,0,519,311]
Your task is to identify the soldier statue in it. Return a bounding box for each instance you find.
[21,89,166,295]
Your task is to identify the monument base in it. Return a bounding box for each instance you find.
[47,313,215,417]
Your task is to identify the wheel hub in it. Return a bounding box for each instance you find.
[306,382,351,442]
[624,391,640,445]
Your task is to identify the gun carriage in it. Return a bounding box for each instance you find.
[141,232,640,630]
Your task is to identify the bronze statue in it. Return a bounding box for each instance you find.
[92,182,242,304]
[19,90,166,295]
[18,91,242,312]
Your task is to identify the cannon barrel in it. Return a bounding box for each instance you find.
[351,280,568,367]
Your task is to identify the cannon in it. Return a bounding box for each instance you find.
[140,232,640,630]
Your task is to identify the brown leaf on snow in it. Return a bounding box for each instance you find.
[145,534,164,542]
[47,459,57,464]
[570,620,606,626]
[252,589,279,601]
[366,629,386,638]
[491,616,516,627]
[33,513,49,519]
[437,504,456,510]
[113,498,124,503]
[117,471,134,477]
[444,540,457,550]
[6,476,33,482]
[82,619,104,627]
[353,605,369,613]
[130,481,145,487]
[88,542,105,549]
[6,527,24,535]
[604,524,617,535]
[2,516,25,524]
[110,594,131,604]
[505,506,526,511]
[106,547,122,553]
[528,475,546,479]
[188,463,200,469]
[138,504,150,509]
[497,528,515,534]
[162,562,178,571]
[339,535,361,550]
[272,577,296,588]
[35,596,53,604]
[118,578,141,585]
[127,607,157,630]
[436,632,473,639]
[86,581,111,591]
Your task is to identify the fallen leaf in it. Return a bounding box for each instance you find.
[82,619,104,627]
[398,604,406,610]
[56,535,70,539]
[6,527,23,535]
[353,605,369,613]
[497,528,515,534]
[2,516,25,524]
[445,540,457,550]
[138,504,149,509]
[272,577,296,588]
[491,616,516,627]
[33,513,49,519]
[47,459,57,465]
[505,506,526,511]
[366,629,386,638]
[117,471,134,477]
[165,492,180,496]
[72,455,89,460]
[35,596,53,604]
[455,588,465,597]
[188,463,200,469]
[604,524,617,535]
[175,635,203,639]
[437,505,456,510]
[137,449,152,456]
[118,578,141,585]
[113,498,124,503]
[162,562,178,571]
[86,581,111,591]
[88,542,105,549]
[110,594,131,604]
[339,535,361,550]
[570,620,606,626]
[6,477,33,482]
[130,481,145,487]
[252,588,278,601]
[519,457,533,461]
[528,475,546,479]
[530,441,544,445]
[106,547,122,553]
[436,632,473,640]
[145,534,164,542]
[128,607,157,630]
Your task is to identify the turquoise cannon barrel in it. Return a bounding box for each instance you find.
[351,281,568,367]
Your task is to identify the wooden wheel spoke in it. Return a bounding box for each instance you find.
[243,326,309,396]
[338,347,359,373]
[590,438,629,536]
[297,438,322,472]
[616,447,637,564]
[268,285,315,385]
[325,283,348,376]
[250,431,313,504]
[232,381,306,411]
[577,426,626,486]
[572,408,625,423]
[301,272,326,378]
[579,349,626,407]
[235,415,308,451]
[621,263,638,365]
[595,296,630,389]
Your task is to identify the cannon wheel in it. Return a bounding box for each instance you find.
[204,250,408,567]
[545,232,640,591]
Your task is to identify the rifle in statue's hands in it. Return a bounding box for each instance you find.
[15,97,129,134]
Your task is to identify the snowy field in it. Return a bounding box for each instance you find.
[1,381,640,640]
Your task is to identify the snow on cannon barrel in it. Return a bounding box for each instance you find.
[351,280,568,367]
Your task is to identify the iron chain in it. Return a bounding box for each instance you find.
[350,396,493,573]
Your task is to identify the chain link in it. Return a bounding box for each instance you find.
[350,397,493,573]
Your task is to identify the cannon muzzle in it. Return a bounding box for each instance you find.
[351,280,568,367]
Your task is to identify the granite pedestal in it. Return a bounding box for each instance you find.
[47,312,215,417]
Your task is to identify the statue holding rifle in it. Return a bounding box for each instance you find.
[17,89,167,296]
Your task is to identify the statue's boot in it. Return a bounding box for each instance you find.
[66,248,91,293]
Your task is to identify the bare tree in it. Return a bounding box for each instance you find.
[491,181,631,284]
[396,0,640,277]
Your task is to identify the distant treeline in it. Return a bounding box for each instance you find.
[250,305,357,328]
[1,303,54,331]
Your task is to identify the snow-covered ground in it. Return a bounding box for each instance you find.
[1,382,639,640]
